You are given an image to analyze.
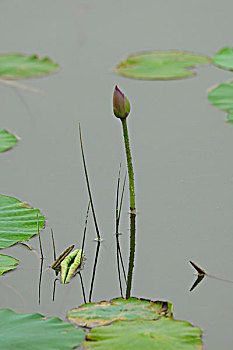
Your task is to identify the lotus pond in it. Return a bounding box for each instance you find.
[1,1,233,349]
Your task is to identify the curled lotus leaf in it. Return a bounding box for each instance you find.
[50,245,74,272]
[60,248,84,284]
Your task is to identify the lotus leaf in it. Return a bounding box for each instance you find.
[0,308,85,350]
[0,195,45,248]
[67,297,173,327]
[0,254,18,276]
[115,51,211,80]
[0,54,58,79]
[208,81,233,122]
[50,245,74,272]
[0,130,18,153]
[212,47,233,71]
[60,248,84,284]
[84,318,203,350]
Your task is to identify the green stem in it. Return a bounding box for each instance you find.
[126,212,136,298]
[120,118,136,299]
[121,119,135,211]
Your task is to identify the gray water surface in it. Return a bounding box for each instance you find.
[1,1,233,349]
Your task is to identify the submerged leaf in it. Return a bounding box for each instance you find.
[212,47,233,71]
[67,297,173,328]
[0,54,59,79]
[115,50,211,80]
[0,195,45,248]
[60,248,84,284]
[0,130,18,153]
[0,308,85,350]
[0,254,18,276]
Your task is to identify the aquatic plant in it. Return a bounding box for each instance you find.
[113,86,136,298]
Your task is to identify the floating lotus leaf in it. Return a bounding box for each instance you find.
[84,318,203,350]
[208,81,233,122]
[0,308,85,350]
[68,298,202,348]
[0,254,18,276]
[67,297,173,328]
[0,130,18,153]
[0,54,58,79]
[0,195,45,248]
[212,47,233,71]
[115,51,211,80]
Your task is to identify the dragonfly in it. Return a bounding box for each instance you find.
[189,261,233,292]
[189,261,206,292]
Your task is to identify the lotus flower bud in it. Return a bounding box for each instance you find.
[113,85,130,119]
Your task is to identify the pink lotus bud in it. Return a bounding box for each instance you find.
[113,85,130,119]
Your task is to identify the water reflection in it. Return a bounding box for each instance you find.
[38,258,44,304]
[115,165,127,298]
[190,273,205,292]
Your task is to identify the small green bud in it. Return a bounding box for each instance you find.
[113,85,130,119]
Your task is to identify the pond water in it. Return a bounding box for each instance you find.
[1,0,233,349]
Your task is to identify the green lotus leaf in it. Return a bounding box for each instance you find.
[115,51,211,80]
[50,245,74,272]
[212,47,233,71]
[0,308,85,350]
[0,54,59,79]
[0,194,45,249]
[226,113,233,123]
[84,318,203,350]
[67,297,173,328]
[60,248,84,284]
[0,254,18,276]
[208,81,233,121]
[0,129,18,153]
